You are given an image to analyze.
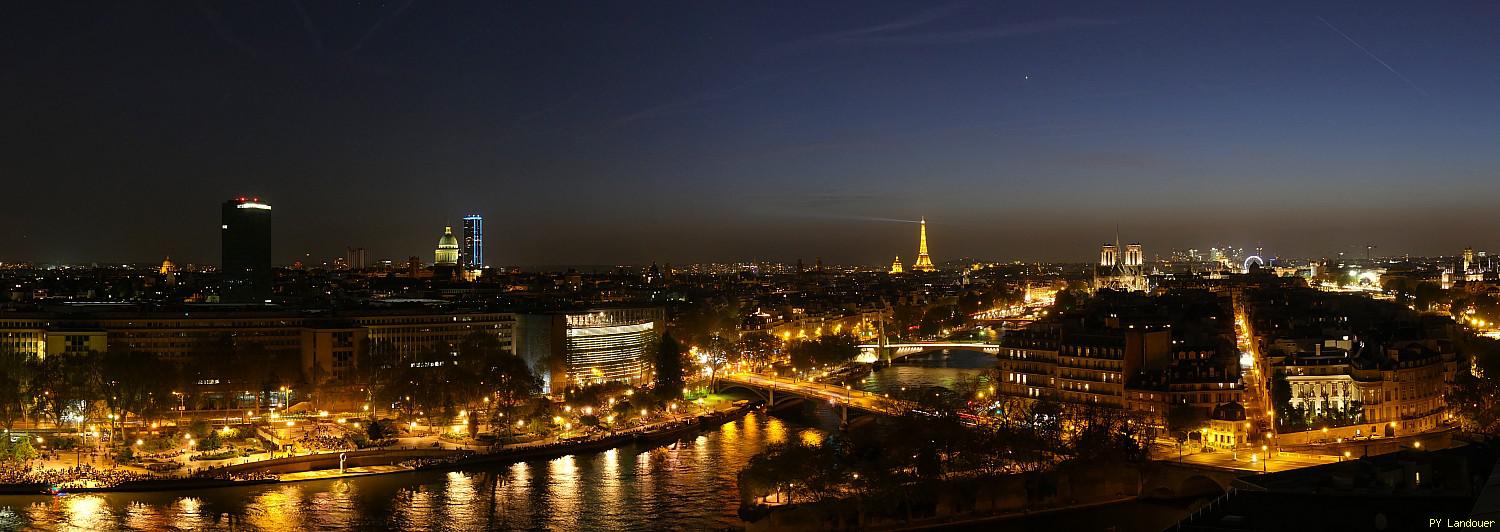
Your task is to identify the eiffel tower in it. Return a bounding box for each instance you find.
[911,217,936,272]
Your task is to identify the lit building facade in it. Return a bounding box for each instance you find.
[1094,240,1148,292]
[518,307,664,393]
[999,324,1243,427]
[0,309,520,404]
[433,226,460,280]
[434,226,459,266]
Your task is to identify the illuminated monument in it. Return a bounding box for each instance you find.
[889,255,904,274]
[911,218,936,272]
[1093,237,1147,291]
[434,226,460,280]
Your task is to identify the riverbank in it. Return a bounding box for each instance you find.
[741,459,1228,531]
[1,402,757,495]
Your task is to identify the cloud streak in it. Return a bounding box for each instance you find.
[1317,16,1428,97]
[776,5,1116,52]
[833,17,1117,46]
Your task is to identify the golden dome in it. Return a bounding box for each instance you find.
[437,226,459,249]
[435,226,460,266]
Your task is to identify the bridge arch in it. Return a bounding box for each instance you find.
[1181,474,1229,498]
[1140,463,1241,500]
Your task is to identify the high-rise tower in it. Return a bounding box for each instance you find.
[911,218,936,272]
[221,197,273,302]
[462,214,484,269]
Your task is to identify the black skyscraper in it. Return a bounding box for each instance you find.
[221,197,273,302]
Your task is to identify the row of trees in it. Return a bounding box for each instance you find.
[787,334,860,372]
[737,390,1154,516]
[0,347,210,437]
[1449,335,1500,434]
[369,331,543,435]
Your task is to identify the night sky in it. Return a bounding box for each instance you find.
[5,1,1500,267]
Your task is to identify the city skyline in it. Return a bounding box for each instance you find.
[4,196,1495,267]
[8,3,1500,530]
[6,2,1500,265]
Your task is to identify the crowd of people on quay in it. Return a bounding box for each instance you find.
[0,463,153,488]
[192,468,279,482]
[296,432,352,452]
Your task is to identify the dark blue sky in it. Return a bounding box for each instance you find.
[5,1,1500,266]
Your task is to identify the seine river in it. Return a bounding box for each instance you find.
[0,352,995,531]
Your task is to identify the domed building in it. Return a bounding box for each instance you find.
[159,256,178,285]
[435,226,459,265]
[433,226,461,280]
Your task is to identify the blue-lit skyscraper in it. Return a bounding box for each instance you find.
[461,214,484,269]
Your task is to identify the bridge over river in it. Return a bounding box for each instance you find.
[855,341,1000,363]
[716,373,919,422]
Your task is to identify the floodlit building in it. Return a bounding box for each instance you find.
[518,307,665,393]
[433,226,460,280]
[1094,239,1148,292]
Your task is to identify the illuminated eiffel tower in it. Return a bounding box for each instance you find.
[911,217,936,272]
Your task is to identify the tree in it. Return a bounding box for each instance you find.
[1165,404,1207,460]
[474,333,543,435]
[787,333,860,372]
[1268,369,1297,431]
[0,351,32,432]
[890,304,925,340]
[1052,289,1086,315]
[702,334,733,386]
[101,347,172,442]
[27,351,103,429]
[735,332,783,368]
[366,418,393,440]
[654,333,686,398]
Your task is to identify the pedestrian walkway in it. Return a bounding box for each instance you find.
[278,465,410,482]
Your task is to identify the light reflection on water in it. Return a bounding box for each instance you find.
[0,411,822,531]
[0,359,989,530]
[857,349,996,394]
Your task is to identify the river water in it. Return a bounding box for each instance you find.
[0,352,996,531]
